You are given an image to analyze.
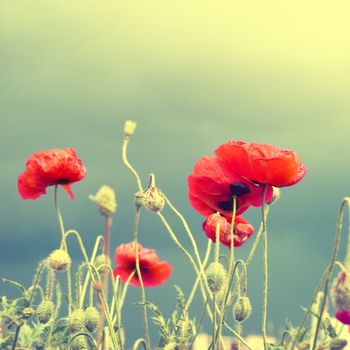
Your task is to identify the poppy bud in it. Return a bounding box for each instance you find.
[89,185,117,217]
[94,254,111,274]
[330,339,348,350]
[69,335,89,350]
[22,307,34,319]
[234,296,252,322]
[48,249,71,272]
[124,120,137,137]
[215,282,228,306]
[205,262,228,293]
[36,300,55,324]
[68,309,86,333]
[331,272,350,311]
[84,306,99,332]
[143,186,165,213]
[135,191,145,208]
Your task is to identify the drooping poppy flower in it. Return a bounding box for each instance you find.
[215,140,307,187]
[331,271,350,325]
[202,212,254,248]
[18,148,86,200]
[188,156,273,216]
[113,242,172,288]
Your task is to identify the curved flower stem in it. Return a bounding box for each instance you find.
[80,235,104,307]
[261,185,269,350]
[132,338,147,350]
[186,240,212,311]
[97,216,113,349]
[28,260,47,305]
[122,137,143,192]
[65,230,120,350]
[68,332,98,349]
[245,221,265,266]
[310,197,350,350]
[54,185,72,314]
[133,207,151,350]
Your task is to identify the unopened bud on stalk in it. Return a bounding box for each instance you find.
[267,187,281,205]
[124,120,137,137]
[68,309,86,333]
[94,254,111,274]
[36,300,55,324]
[22,307,34,319]
[48,249,71,272]
[234,296,252,322]
[205,262,227,293]
[89,185,117,217]
[330,339,348,350]
[135,191,144,208]
[69,335,89,350]
[143,186,165,213]
[84,306,99,332]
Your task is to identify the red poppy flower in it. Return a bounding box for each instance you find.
[113,242,172,288]
[202,213,254,247]
[215,141,307,187]
[18,148,87,200]
[188,156,273,216]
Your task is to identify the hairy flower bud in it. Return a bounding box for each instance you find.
[84,306,99,332]
[205,263,227,293]
[143,186,165,213]
[94,254,111,274]
[69,335,89,350]
[234,296,252,322]
[36,300,55,324]
[331,272,350,311]
[22,307,34,319]
[330,339,348,350]
[89,185,117,217]
[48,249,71,272]
[68,309,86,333]
[124,120,137,137]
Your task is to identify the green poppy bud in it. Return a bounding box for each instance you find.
[124,120,137,137]
[22,307,34,319]
[68,309,86,333]
[234,296,252,322]
[205,262,228,293]
[94,254,111,274]
[330,339,348,350]
[36,300,55,324]
[69,335,89,350]
[48,249,71,272]
[89,185,117,217]
[85,306,99,332]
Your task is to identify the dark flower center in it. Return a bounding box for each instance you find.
[217,182,250,212]
[57,179,70,184]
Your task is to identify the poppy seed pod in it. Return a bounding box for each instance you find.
[330,339,348,350]
[94,254,111,274]
[84,306,99,332]
[36,300,55,324]
[234,296,252,322]
[89,185,117,217]
[68,309,86,333]
[69,335,89,350]
[48,249,71,272]
[22,307,34,319]
[205,262,228,293]
[143,186,165,213]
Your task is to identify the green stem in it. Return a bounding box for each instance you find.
[190,296,210,348]
[11,322,23,350]
[310,197,350,350]
[133,207,151,350]
[132,338,147,350]
[28,260,47,305]
[261,185,269,350]
[65,230,120,350]
[186,240,212,311]
[122,137,143,192]
[212,294,217,350]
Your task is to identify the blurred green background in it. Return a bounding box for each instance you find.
[1,0,350,347]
